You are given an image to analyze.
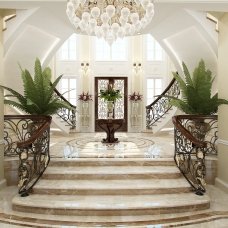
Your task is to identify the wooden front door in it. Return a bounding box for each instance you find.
[95,77,128,132]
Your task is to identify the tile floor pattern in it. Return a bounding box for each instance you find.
[0,132,228,227]
[50,132,174,158]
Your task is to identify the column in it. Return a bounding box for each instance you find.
[217,13,228,193]
[0,12,6,189]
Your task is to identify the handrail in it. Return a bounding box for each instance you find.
[53,87,77,129]
[172,115,218,195]
[146,78,176,109]
[54,88,76,109]
[4,115,52,197]
[146,78,180,130]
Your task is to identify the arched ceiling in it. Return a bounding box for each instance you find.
[0,0,226,90]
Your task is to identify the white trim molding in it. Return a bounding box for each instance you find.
[0,139,4,145]
[215,177,228,193]
[218,139,228,146]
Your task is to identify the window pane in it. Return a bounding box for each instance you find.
[58,77,77,106]
[95,38,110,60]
[111,38,127,60]
[146,34,163,61]
[147,79,154,88]
[155,79,162,88]
[147,98,153,106]
[70,90,76,98]
[147,88,154,98]
[61,79,68,89]
[155,88,162,96]
[70,98,76,106]
[69,79,77,89]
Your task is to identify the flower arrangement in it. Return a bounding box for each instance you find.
[78,92,92,101]
[129,92,143,101]
[99,84,122,102]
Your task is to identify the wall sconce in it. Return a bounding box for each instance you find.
[133,62,142,74]
[80,62,90,75]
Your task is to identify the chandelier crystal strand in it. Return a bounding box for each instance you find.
[66,0,155,45]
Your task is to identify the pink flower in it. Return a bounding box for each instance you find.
[129,92,142,101]
[78,92,93,101]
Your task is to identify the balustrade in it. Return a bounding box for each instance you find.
[173,115,218,195]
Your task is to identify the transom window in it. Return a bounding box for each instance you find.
[146,78,162,105]
[59,33,77,61]
[95,38,127,61]
[146,35,163,61]
[59,77,77,106]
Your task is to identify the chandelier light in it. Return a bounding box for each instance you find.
[66,0,155,45]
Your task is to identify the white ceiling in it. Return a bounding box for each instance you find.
[1,0,227,88]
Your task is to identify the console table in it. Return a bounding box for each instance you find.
[96,119,124,143]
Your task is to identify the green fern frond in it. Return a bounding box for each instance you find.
[182,62,193,86]
[168,60,228,115]
[1,58,72,116]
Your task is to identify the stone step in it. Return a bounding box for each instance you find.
[33,178,191,195]
[49,157,176,166]
[1,208,221,227]
[12,193,210,216]
[43,165,182,180]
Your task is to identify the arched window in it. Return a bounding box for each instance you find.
[95,38,127,61]
[59,33,77,60]
[146,35,163,61]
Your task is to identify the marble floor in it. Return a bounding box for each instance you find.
[1,132,228,227]
[50,132,175,158]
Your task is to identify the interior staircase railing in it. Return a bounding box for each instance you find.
[54,88,77,129]
[146,78,180,130]
[172,115,218,195]
[4,115,52,197]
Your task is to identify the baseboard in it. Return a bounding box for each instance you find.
[0,179,6,190]
[215,177,228,193]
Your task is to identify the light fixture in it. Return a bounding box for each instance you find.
[66,0,155,45]
[80,62,90,75]
[133,62,142,74]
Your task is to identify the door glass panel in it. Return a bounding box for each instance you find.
[114,79,124,119]
[98,80,109,119]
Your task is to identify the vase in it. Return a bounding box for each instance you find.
[132,101,139,115]
[82,101,89,115]
[107,101,114,119]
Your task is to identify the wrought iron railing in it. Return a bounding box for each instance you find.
[54,88,77,129]
[4,115,52,197]
[172,115,218,195]
[146,78,180,130]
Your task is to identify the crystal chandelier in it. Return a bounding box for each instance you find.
[66,0,155,45]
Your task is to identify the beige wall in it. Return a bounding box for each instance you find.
[217,13,228,193]
[0,11,6,189]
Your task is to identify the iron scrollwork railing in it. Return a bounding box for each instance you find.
[4,115,52,197]
[172,115,218,195]
[146,78,180,130]
[54,88,77,129]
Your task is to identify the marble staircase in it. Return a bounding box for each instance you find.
[9,157,211,227]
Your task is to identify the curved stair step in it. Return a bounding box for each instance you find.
[12,193,210,216]
[33,178,191,195]
[43,165,182,180]
[49,157,176,167]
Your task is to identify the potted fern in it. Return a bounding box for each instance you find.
[1,58,72,116]
[168,59,228,139]
[169,60,228,115]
